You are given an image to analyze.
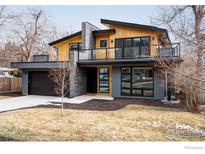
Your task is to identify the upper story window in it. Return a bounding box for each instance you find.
[115,36,150,58]
[69,43,82,51]
[100,40,107,48]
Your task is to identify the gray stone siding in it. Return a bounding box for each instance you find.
[69,50,87,97]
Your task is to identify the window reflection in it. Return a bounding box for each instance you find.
[121,67,154,97]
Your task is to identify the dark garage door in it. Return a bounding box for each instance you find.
[29,71,57,96]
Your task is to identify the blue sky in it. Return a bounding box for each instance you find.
[9,5,160,32]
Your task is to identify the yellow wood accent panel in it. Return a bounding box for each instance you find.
[52,35,81,61]
[95,35,110,48]
[95,35,110,59]
[97,66,112,96]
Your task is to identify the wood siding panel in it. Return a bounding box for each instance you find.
[53,35,81,61]
[95,35,110,59]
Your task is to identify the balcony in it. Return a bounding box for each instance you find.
[77,43,181,65]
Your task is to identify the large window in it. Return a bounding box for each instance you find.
[115,36,150,58]
[121,67,154,97]
[99,68,109,93]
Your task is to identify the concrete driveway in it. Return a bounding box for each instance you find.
[0,95,58,112]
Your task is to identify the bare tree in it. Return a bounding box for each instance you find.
[152,5,205,69]
[0,6,17,34]
[0,6,18,66]
[48,62,70,117]
[152,5,205,112]
[155,50,205,112]
[12,8,51,62]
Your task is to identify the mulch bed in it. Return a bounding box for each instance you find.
[35,98,186,111]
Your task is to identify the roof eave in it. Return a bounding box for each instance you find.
[100,19,167,33]
[48,31,82,46]
[92,29,116,35]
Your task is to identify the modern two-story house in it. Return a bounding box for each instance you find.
[11,19,181,100]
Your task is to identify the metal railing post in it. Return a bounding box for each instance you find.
[91,49,93,60]
[78,50,79,61]
[106,48,108,60]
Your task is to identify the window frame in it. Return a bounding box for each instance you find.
[99,67,109,93]
[69,42,82,51]
[100,40,107,48]
[115,36,151,58]
[121,67,154,97]
[53,47,58,60]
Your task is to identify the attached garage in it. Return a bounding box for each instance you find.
[28,71,57,96]
[10,55,70,96]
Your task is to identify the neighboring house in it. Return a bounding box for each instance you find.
[0,67,15,78]
[11,19,181,100]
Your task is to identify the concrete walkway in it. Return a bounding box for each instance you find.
[51,95,114,104]
[0,95,58,112]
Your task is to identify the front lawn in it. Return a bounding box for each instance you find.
[0,99,204,141]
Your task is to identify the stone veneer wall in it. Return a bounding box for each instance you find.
[69,50,87,97]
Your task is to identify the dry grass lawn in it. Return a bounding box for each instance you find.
[0,104,205,141]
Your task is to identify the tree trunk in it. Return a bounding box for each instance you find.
[61,95,64,117]
[61,85,64,117]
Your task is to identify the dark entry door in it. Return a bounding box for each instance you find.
[87,68,97,93]
[29,71,57,96]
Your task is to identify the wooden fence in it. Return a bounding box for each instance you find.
[0,77,22,93]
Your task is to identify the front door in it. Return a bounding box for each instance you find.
[87,68,97,93]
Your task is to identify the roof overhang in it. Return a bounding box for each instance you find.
[101,19,167,32]
[77,58,157,66]
[77,57,182,67]
[92,29,116,36]
[10,61,70,69]
[48,31,81,46]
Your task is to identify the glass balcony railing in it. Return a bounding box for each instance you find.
[78,43,180,61]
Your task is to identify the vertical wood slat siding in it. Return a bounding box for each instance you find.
[0,78,22,93]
